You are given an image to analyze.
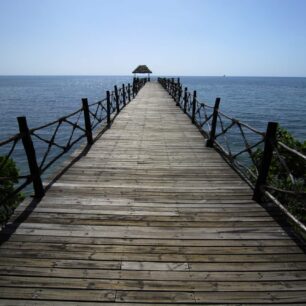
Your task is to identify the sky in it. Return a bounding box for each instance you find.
[0,0,306,76]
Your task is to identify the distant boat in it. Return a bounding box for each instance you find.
[223,75,226,77]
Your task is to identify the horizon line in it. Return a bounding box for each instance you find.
[0,74,306,78]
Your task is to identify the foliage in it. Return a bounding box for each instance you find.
[253,126,306,223]
[0,156,24,224]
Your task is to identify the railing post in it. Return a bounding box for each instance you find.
[176,84,181,106]
[132,82,136,98]
[206,97,221,147]
[82,98,93,146]
[174,82,176,98]
[122,84,126,106]
[114,85,120,113]
[106,91,111,128]
[191,90,197,124]
[183,87,188,113]
[128,83,131,102]
[253,122,278,202]
[17,116,45,198]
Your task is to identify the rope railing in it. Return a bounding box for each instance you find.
[88,98,108,131]
[0,78,147,224]
[265,138,306,198]
[213,111,266,181]
[31,108,86,174]
[158,77,306,230]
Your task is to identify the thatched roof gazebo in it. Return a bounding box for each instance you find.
[132,65,152,81]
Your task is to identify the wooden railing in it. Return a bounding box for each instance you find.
[0,78,147,223]
[158,77,306,232]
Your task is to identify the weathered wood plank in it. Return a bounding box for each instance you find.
[4,235,299,246]
[116,290,306,303]
[1,275,306,291]
[1,266,306,281]
[1,248,305,262]
[0,287,115,302]
[2,241,302,255]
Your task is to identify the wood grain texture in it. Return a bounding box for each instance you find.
[0,82,305,305]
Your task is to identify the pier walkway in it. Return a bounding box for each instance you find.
[0,82,306,304]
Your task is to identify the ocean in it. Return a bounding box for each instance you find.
[1,76,305,141]
[180,76,305,141]
[0,76,133,139]
[0,75,305,193]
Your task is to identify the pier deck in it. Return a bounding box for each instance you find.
[0,82,306,304]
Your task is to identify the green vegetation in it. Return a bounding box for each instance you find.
[253,127,306,224]
[0,156,24,224]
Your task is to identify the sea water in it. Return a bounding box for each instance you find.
[180,76,305,141]
[0,75,132,139]
[1,76,305,141]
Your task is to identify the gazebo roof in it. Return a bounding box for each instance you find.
[132,65,152,74]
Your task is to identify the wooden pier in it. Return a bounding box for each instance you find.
[0,82,306,304]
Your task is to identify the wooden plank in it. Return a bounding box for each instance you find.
[116,290,306,303]
[1,266,306,281]
[0,257,121,269]
[2,242,303,255]
[1,275,306,291]
[0,248,305,262]
[123,261,306,272]
[0,287,115,302]
[4,235,300,246]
